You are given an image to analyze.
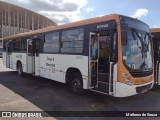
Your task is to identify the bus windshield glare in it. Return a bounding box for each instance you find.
[121,16,153,72]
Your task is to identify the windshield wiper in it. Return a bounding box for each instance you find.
[139,61,152,71]
[139,61,145,70]
[131,29,148,59]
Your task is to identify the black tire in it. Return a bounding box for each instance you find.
[17,63,24,76]
[70,72,83,94]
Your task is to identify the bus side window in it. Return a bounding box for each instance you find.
[12,38,21,52]
[61,28,84,53]
[21,37,27,52]
[43,32,60,53]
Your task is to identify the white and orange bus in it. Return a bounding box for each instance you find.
[151,28,160,85]
[2,14,154,97]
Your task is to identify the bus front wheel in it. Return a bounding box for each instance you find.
[17,63,24,76]
[70,72,83,94]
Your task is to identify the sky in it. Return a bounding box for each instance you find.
[1,0,160,28]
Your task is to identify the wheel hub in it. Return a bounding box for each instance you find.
[73,79,80,88]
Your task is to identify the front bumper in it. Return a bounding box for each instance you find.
[114,80,154,97]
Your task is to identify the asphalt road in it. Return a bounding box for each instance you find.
[0,58,160,120]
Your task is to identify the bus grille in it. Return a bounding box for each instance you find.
[136,83,152,93]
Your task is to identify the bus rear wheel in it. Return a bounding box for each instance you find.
[70,72,83,94]
[17,63,24,76]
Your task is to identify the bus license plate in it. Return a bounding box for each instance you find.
[141,88,148,93]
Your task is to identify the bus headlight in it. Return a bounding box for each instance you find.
[122,72,133,86]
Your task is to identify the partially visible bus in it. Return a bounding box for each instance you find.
[0,39,2,58]
[151,28,160,85]
[3,14,154,97]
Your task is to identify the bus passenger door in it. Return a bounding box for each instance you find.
[89,33,99,88]
[6,42,12,68]
[27,39,35,73]
[108,30,117,95]
[89,30,116,95]
[34,39,40,76]
[89,31,110,94]
[154,37,160,85]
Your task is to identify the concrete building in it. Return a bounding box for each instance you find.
[0,1,57,38]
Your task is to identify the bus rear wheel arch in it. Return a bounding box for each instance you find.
[66,68,83,94]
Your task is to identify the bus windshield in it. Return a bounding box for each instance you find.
[121,16,153,72]
[122,29,152,71]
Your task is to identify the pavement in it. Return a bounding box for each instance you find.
[0,58,160,120]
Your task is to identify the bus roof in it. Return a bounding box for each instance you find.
[4,14,120,39]
[151,28,160,33]
[4,14,147,40]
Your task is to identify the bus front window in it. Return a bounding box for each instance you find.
[122,29,153,71]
